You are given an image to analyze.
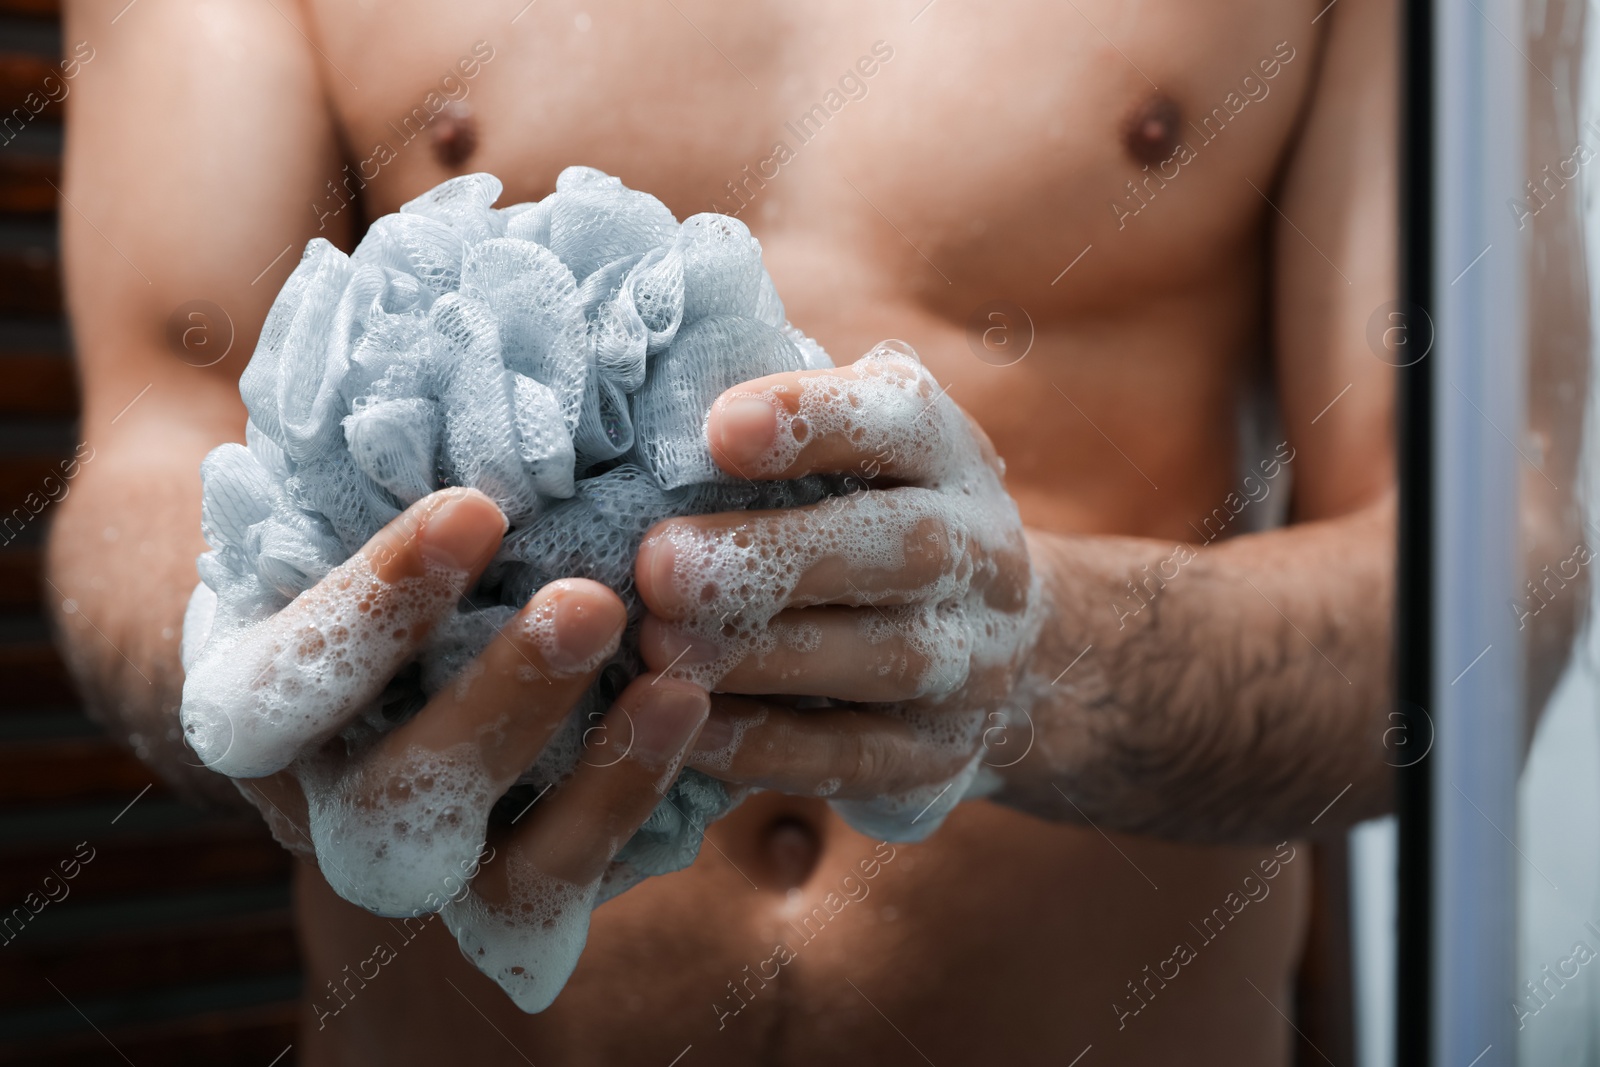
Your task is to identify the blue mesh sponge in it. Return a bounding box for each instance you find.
[184,168,836,893]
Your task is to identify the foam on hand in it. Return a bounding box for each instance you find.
[298,739,498,917]
[652,346,1041,840]
[177,168,989,1011]
[443,863,600,1014]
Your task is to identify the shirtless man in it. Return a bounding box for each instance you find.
[48,0,1396,1062]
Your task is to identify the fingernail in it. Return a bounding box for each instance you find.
[715,395,777,463]
[545,582,624,676]
[691,713,735,754]
[630,683,710,766]
[418,491,507,571]
[641,533,680,608]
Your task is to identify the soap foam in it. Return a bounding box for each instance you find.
[299,740,496,917]
[181,556,466,780]
[648,344,1041,841]
[512,584,621,679]
[686,706,767,775]
[442,863,599,1014]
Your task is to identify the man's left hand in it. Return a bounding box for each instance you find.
[635,344,1041,806]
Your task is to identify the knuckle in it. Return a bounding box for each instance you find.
[905,510,967,591]
[845,726,894,788]
[907,608,971,700]
[494,618,560,682]
[855,727,926,794]
[889,640,937,698]
[736,710,804,784]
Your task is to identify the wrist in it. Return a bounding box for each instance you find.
[990,530,1205,831]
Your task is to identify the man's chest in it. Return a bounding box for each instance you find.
[308,0,1322,314]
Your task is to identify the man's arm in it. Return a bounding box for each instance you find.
[49,0,347,803]
[646,0,1398,844]
[53,6,724,958]
[1004,0,1398,838]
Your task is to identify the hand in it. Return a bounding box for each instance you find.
[180,489,710,1008]
[635,345,1040,833]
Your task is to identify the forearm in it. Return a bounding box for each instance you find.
[45,384,247,808]
[997,494,1394,843]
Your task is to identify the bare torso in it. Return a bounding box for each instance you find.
[282,1,1319,1062]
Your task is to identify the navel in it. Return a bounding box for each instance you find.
[762,814,822,890]
[1122,92,1183,166]
[431,101,479,169]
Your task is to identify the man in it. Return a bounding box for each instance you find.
[49,0,1395,1062]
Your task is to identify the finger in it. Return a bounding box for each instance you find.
[480,675,710,891]
[434,689,710,1018]
[296,579,626,917]
[685,696,981,801]
[434,674,705,1017]
[635,487,967,620]
[181,487,507,778]
[235,773,317,862]
[376,579,627,783]
[640,607,970,702]
[706,344,984,481]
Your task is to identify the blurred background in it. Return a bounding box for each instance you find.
[0,3,303,1063]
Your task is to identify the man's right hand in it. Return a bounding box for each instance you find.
[180,487,710,918]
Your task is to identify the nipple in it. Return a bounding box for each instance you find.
[1122,92,1182,166]
[432,101,479,169]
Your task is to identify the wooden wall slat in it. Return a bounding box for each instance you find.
[0,155,60,216]
[0,2,58,18]
[0,355,74,417]
[0,738,164,807]
[0,643,74,707]
[0,823,293,904]
[0,53,65,121]
[0,548,41,610]
[0,909,298,1010]
[0,251,59,317]
[0,455,76,511]
[0,1002,297,1067]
